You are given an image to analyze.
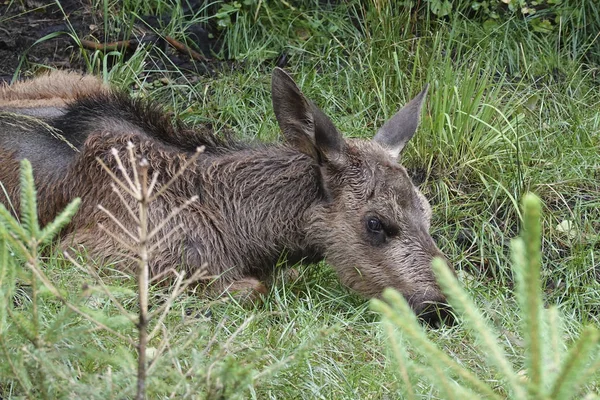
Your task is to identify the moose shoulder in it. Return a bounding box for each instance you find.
[0,68,453,324]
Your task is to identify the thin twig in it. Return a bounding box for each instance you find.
[114,147,140,199]
[97,224,138,254]
[96,157,138,200]
[147,266,180,284]
[78,35,210,63]
[165,36,208,62]
[97,205,139,242]
[147,271,185,341]
[136,160,150,400]
[205,316,255,384]
[149,147,204,201]
[149,267,209,319]
[147,171,160,198]
[79,38,137,52]
[147,196,198,239]
[111,183,140,224]
[0,335,32,397]
[64,251,136,323]
[147,223,184,255]
[147,325,171,373]
[128,144,142,197]
[24,259,136,346]
[6,306,36,343]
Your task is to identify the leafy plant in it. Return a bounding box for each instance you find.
[372,193,600,399]
[428,0,452,17]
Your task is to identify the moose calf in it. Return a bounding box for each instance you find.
[0,69,453,324]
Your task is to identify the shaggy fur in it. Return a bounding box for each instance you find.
[0,69,453,321]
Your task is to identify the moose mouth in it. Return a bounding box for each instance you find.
[412,299,456,328]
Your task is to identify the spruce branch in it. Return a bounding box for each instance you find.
[550,326,600,399]
[433,257,527,399]
[519,193,544,393]
[64,251,136,323]
[371,290,503,399]
[0,203,29,244]
[382,320,416,400]
[38,198,81,244]
[18,159,40,239]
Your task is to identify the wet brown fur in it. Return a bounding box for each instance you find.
[0,70,453,319]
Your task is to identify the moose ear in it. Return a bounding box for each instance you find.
[271,68,344,162]
[373,85,428,160]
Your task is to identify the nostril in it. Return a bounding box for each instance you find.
[416,301,456,328]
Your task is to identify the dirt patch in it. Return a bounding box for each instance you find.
[0,1,103,79]
[0,0,222,82]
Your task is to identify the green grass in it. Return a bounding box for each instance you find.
[2,0,600,398]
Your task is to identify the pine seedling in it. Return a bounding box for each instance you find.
[0,151,210,398]
[0,159,82,398]
[0,159,141,397]
[0,160,81,253]
[372,193,600,399]
[93,142,207,400]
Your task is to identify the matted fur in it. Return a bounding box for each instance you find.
[0,69,453,322]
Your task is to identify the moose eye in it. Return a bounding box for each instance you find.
[367,217,383,233]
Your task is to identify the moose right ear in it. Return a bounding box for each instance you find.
[271,68,344,163]
[373,85,428,161]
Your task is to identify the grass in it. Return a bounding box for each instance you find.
[1,0,600,398]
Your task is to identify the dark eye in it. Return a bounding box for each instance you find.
[367,217,383,233]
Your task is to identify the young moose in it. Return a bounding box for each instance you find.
[0,69,453,324]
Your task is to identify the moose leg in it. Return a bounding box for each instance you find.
[262,267,300,288]
[221,268,300,303]
[60,229,121,264]
[222,277,268,303]
[61,229,269,302]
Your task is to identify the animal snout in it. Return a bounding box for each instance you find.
[414,295,455,328]
[414,256,456,327]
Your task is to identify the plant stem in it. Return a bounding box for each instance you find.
[136,161,150,400]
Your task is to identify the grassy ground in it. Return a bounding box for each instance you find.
[1,0,600,398]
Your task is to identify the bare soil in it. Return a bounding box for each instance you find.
[0,0,222,83]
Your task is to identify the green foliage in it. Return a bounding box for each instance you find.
[429,0,567,25]
[372,194,600,399]
[422,0,600,63]
[0,160,82,398]
[0,161,81,254]
[428,0,453,17]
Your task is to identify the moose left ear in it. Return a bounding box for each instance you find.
[373,85,428,160]
[271,67,345,163]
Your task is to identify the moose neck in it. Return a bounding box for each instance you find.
[192,144,328,267]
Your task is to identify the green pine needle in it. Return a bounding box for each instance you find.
[0,204,29,244]
[381,320,416,400]
[372,290,503,399]
[519,193,544,393]
[432,257,527,399]
[550,326,600,399]
[18,160,40,239]
[39,198,81,245]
